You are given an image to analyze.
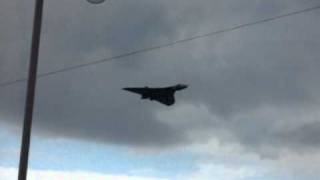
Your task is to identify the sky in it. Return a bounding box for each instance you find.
[1,0,320,179]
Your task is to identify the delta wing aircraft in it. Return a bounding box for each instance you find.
[123,84,188,106]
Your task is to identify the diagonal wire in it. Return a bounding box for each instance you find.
[1,4,320,88]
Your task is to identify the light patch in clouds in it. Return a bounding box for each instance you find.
[0,167,166,180]
[183,164,263,180]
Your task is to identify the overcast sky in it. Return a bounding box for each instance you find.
[1,0,320,179]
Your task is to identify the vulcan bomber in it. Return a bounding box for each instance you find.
[123,84,188,106]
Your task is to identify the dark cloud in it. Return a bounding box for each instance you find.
[0,0,33,83]
[279,121,320,148]
[1,0,320,157]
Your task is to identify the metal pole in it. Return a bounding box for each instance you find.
[18,0,44,179]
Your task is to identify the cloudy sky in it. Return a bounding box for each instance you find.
[1,0,320,179]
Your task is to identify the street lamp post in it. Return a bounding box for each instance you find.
[18,0,105,179]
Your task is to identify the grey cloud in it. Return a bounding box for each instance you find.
[279,121,320,148]
[0,0,33,83]
[1,0,320,155]
[33,70,186,147]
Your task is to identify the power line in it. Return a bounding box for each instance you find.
[1,4,320,88]
[0,78,28,87]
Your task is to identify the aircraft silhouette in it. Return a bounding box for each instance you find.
[123,84,188,106]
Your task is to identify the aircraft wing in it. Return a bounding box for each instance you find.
[122,88,147,95]
[123,87,176,106]
[153,95,175,106]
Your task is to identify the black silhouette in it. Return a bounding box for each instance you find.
[123,84,188,106]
